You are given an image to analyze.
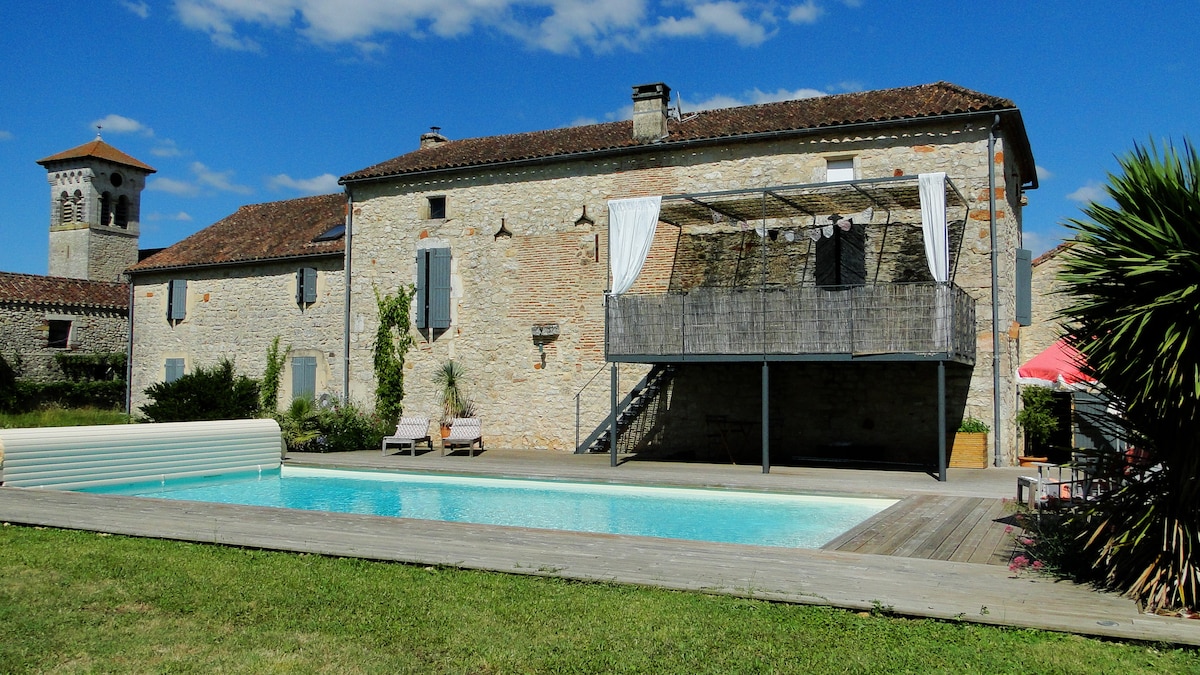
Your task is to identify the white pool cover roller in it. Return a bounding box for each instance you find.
[0,419,283,490]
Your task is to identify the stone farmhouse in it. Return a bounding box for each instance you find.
[0,137,153,385]
[126,193,347,411]
[338,81,1038,471]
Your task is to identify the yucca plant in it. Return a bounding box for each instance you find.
[1058,138,1200,612]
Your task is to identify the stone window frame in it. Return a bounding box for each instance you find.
[46,317,73,349]
[425,195,447,220]
[825,156,856,182]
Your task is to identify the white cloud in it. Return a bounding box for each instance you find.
[688,86,826,111]
[1035,165,1053,181]
[151,139,184,158]
[268,173,340,194]
[171,0,833,54]
[146,162,253,197]
[120,0,150,18]
[653,2,772,46]
[191,161,253,194]
[146,211,194,222]
[787,1,822,24]
[0,130,13,141]
[1066,181,1106,204]
[148,176,199,197]
[90,114,153,136]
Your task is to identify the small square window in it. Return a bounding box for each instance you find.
[47,320,71,348]
[427,196,446,220]
[826,158,855,182]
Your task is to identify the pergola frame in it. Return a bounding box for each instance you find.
[606,175,972,480]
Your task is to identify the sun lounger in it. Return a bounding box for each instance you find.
[442,417,483,456]
[381,416,433,456]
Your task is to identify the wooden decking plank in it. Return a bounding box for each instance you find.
[842,495,948,555]
[901,497,983,560]
[927,497,996,561]
[947,498,1012,563]
[889,496,971,558]
[968,503,1021,565]
[822,495,928,552]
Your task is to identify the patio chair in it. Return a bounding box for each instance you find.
[442,417,483,457]
[381,416,433,456]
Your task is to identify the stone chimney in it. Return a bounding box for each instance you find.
[631,83,671,143]
[420,126,449,149]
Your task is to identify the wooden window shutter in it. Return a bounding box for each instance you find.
[297,267,317,304]
[291,356,317,399]
[168,279,187,321]
[165,358,185,383]
[814,225,865,287]
[1015,248,1032,326]
[415,250,429,329]
[430,247,451,329]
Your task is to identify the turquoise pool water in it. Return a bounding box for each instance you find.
[83,466,896,549]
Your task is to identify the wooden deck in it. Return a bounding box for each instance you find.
[824,495,1020,566]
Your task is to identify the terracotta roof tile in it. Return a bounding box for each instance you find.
[129,193,346,273]
[342,82,1023,183]
[1033,239,1076,266]
[37,138,156,173]
[0,272,128,309]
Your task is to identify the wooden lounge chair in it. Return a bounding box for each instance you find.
[442,417,483,456]
[381,416,433,456]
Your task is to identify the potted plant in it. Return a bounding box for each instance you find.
[434,360,471,436]
[1016,385,1062,464]
[950,416,989,468]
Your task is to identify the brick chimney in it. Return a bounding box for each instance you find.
[420,126,448,149]
[632,83,671,143]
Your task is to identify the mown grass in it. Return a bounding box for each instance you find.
[0,407,130,429]
[1,525,1196,673]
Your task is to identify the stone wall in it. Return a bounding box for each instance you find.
[347,120,1027,461]
[129,257,345,413]
[1019,242,1075,366]
[0,300,128,382]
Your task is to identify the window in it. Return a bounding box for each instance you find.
[58,191,71,224]
[312,223,345,242]
[100,192,112,227]
[814,222,866,287]
[415,247,451,329]
[291,356,317,400]
[427,196,446,219]
[168,279,187,321]
[297,267,317,305]
[115,195,129,228]
[165,358,185,383]
[826,158,855,182]
[47,320,71,349]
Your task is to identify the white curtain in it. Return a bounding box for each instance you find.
[607,196,661,296]
[918,172,949,283]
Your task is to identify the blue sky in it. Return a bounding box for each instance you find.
[0,1,1196,276]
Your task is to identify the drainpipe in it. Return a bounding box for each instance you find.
[989,115,1002,467]
[124,273,134,417]
[342,190,353,403]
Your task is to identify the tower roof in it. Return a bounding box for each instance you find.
[37,138,156,173]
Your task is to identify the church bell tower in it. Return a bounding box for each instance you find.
[37,135,155,282]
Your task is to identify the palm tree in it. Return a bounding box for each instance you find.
[1058,138,1200,611]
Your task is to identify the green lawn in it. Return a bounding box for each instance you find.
[1,526,1195,673]
[0,407,130,429]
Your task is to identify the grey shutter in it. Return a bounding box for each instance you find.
[430,247,451,329]
[1015,248,1032,326]
[292,356,316,399]
[168,279,187,321]
[297,267,317,304]
[415,250,429,329]
[165,358,184,383]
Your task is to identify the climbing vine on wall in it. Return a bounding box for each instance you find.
[373,285,415,426]
[260,336,291,414]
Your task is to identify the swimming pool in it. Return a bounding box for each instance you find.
[83,466,896,549]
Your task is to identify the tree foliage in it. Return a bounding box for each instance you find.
[260,337,291,414]
[1058,138,1200,611]
[140,358,260,423]
[373,286,415,426]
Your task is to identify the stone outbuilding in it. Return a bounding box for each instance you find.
[126,193,347,413]
[339,81,1038,470]
[0,272,128,383]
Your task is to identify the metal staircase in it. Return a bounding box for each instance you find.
[575,365,675,454]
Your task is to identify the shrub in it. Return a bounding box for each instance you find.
[1016,386,1060,451]
[140,359,260,423]
[957,417,989,433]
[260,337,290,414]
[278,397,389,453]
